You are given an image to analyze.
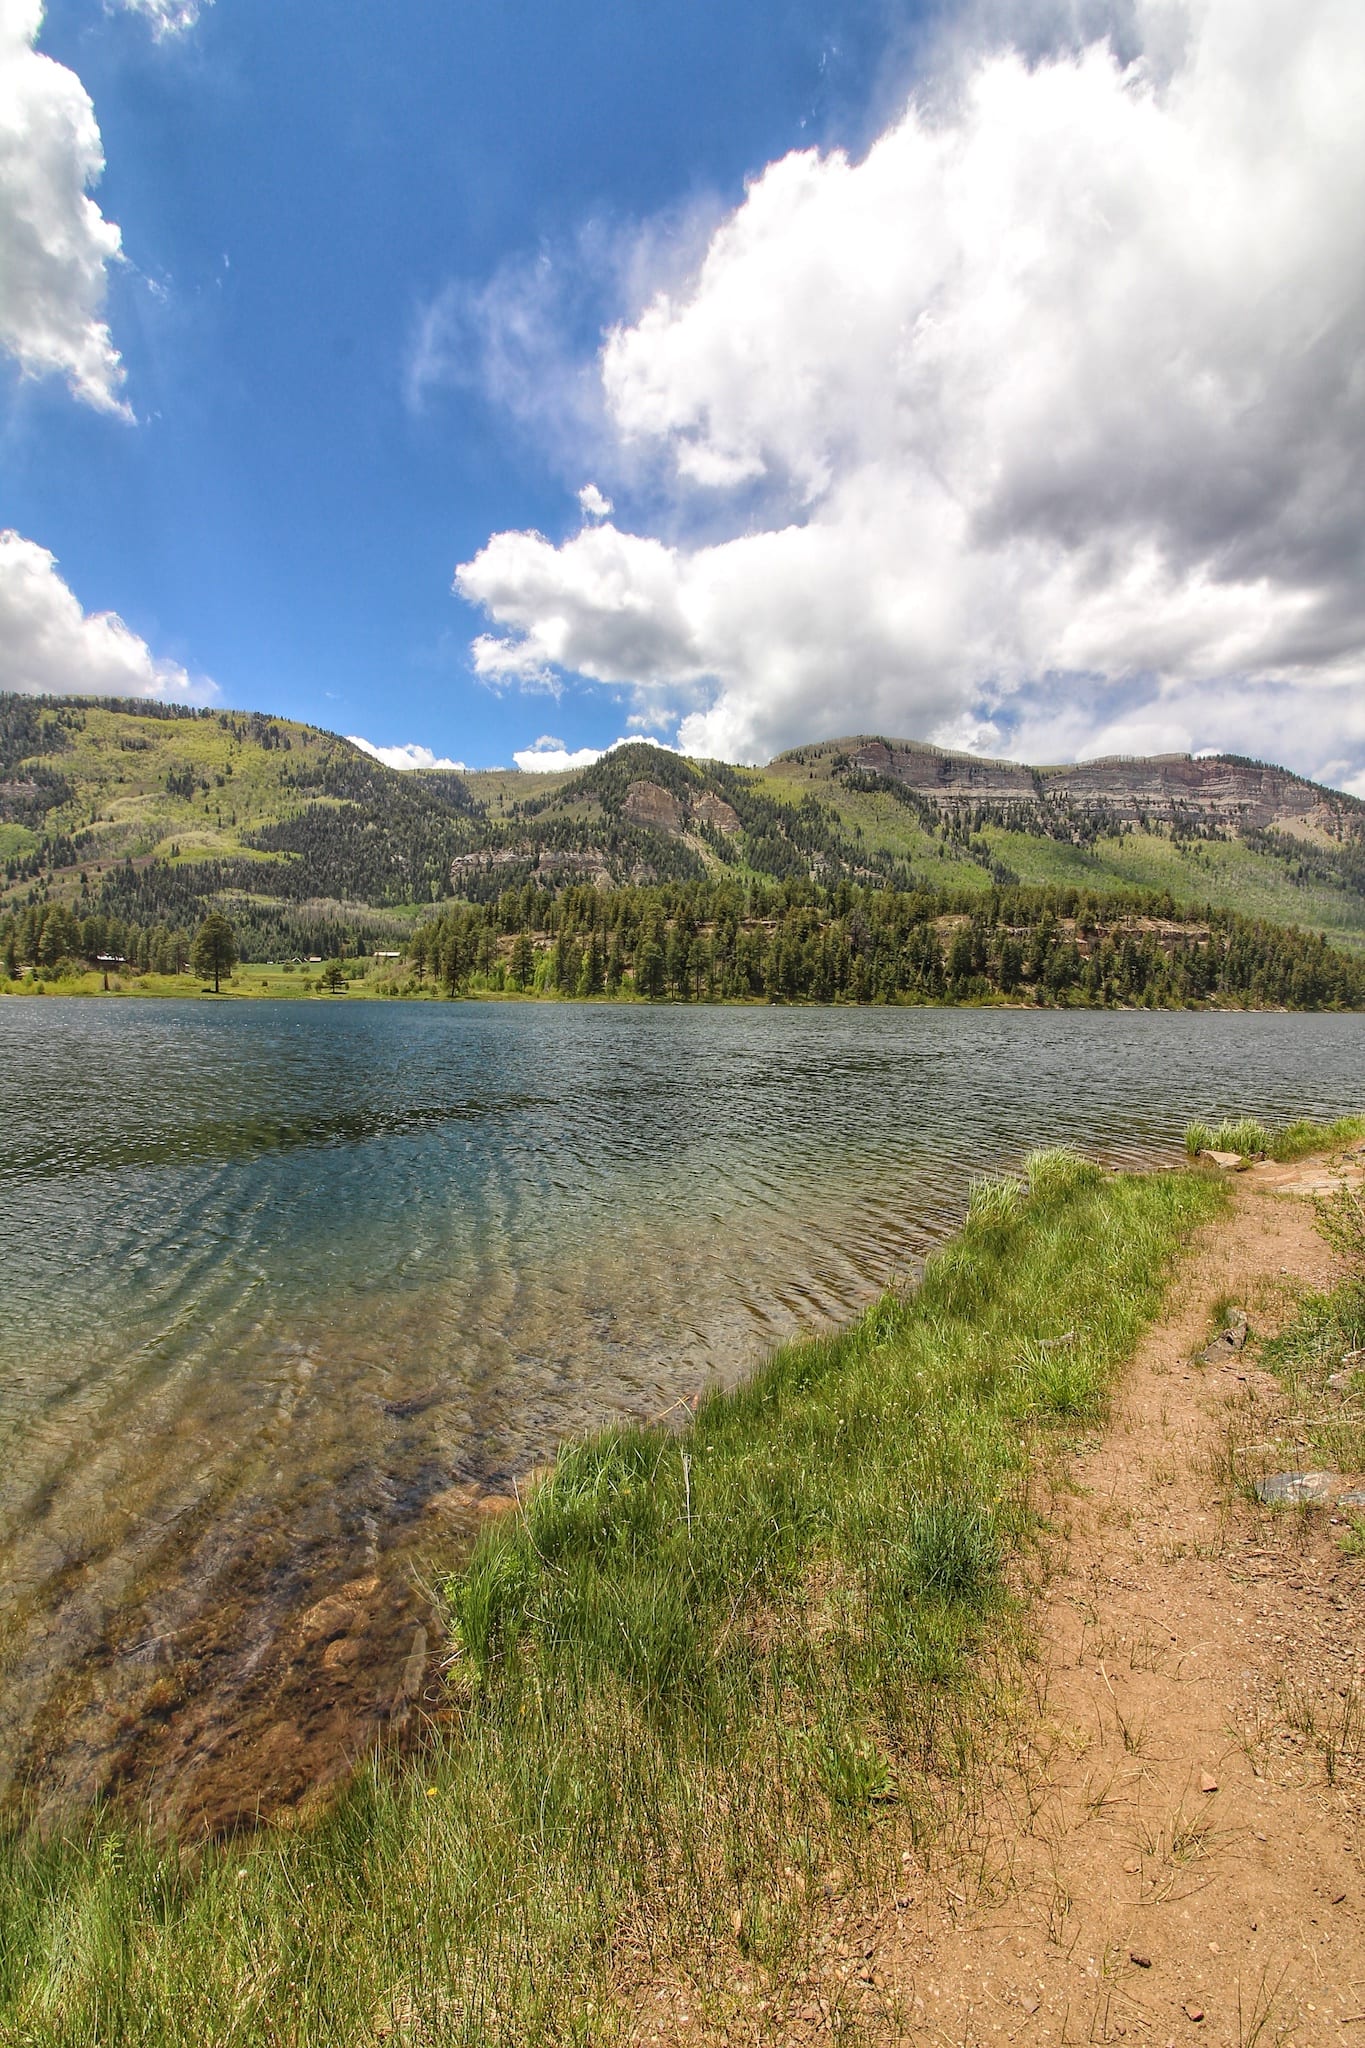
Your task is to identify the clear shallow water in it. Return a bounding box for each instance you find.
[2,998,1363,1820]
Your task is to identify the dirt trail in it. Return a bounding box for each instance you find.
[806,1154,1365,2048]
[653,1154,1365,2048]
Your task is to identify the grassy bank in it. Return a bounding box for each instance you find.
[1185,1112,1365,1162]
[0,1155,1225,2046]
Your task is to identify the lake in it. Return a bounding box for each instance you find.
[2,998,1362,1829]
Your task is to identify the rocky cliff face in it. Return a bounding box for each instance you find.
[845,739,1356,842]
[621,780,686,833]
[621,779,741,838]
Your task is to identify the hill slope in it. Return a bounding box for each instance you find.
[3,695,1363,957]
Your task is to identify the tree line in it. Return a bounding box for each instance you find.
[0,900,237,983]
[408,877,1365,1010]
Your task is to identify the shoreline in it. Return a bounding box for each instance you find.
[0,969,1353,1015]
[2,1122,1362,2045]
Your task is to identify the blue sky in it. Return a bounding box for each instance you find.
[2,0,930,767]
[3,0,1364,789]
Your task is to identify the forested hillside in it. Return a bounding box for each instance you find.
[3,694,1363,970]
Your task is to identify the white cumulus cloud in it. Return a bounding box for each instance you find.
[0,529,215,700]
[456,0,1365,789]
[0,0,128,413]
[511,733,671,773]
[578,483,613,520]
[347,735,468,772]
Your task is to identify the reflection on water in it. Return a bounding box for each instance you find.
[2,999,1362,1824]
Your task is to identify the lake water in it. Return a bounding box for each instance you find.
[2,998,1362,1828]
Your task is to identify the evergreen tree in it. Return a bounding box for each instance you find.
[509,931,535,990]
[191,911,238,992]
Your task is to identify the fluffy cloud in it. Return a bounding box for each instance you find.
[0,530,214,700]
[457,0,1365,788]
[511,733,671,773]
[512,736,605,773]
[0,0,127,413]
[347,735,467,772]
[578,483,613,520]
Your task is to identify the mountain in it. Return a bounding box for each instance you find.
[2,694,1363,957]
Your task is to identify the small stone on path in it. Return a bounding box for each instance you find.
[1254,1470,1339,1505]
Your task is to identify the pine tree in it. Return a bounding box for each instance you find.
[191,911,238,993]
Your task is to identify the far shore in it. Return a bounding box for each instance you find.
[0,962,1336,1014]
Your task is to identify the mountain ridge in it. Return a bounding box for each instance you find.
[2,693,1363,957]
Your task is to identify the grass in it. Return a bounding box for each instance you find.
[1264,1114,1365,1162]
[1185,1116,1273,1159]
[1216,1134,1365,1518]
[0,1154,1225,2046]
[0,963,419,1002]
[1184,1112,1365,1163]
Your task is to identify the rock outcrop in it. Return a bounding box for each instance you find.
[841,738,1355,842]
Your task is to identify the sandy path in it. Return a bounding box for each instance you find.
[637,1156,1365,2047]
[775,1156,1365,2048]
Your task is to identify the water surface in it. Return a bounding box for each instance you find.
[2,999,1361,1824]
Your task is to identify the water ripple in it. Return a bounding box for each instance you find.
[1,998,1362,1808]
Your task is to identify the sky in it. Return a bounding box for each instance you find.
[1,0,1363,793]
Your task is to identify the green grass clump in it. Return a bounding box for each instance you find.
[1266,1114,1365,1163]
[1219,1116,1271,1158]
[0,1157,1225,2047]
[966,1172,1022,1228]
[1186,1111,1365,1162]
